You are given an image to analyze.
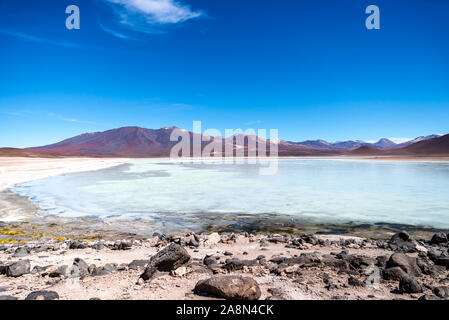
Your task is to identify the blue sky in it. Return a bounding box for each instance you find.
[1,0,449,148]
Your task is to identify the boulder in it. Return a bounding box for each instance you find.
[388,232,417,253]
[91,263,117,276]
[194,275,261,300]
[433,286,449,299]
[5,260,30,277]
[399,276,424,294]
[430,233,448,245]
[386,253,421,277]
[383,267,407,281]
[74,258,89,277]
[25,290,59,300]
[428,251,449,268]
[205,233,221,246]
[13,247,29,258]
[140,243,190,281]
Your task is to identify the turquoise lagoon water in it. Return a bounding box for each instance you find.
[11,159,449,231]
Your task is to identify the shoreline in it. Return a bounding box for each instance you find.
[1,156,449,242]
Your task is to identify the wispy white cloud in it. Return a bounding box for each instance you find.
[102,0,204,36]
[107,0,202,24]
[0,30,83,48]
[99,23,139,40]
[47,113,96,125]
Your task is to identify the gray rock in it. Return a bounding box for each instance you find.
[195,275,261,300]
[5,260,30,277]
[49,265,68,278]
[25,290,59,300]
[128,260,150,270]
[224,258,259,271]
[91,263,117,276]
[428,251,449,267]
[0,295,17,300]
[383,267,407,281]
[386,253,422,277]
[113,241,132,250]
[140,243,190,281]
[418,294,442,300]
[430,233,448,245]
[92,243,105,250]
[388,232,417,253]
[348,277,364,287]
[433,286,449,299]
[399,276,424,294]
[74,258,89,277]
[13,247,29,257]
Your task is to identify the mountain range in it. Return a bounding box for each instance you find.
[0,127,447,157]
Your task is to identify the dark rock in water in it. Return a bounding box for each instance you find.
[430,233,448,245]
[386,253,422,277]
[383,267,407,281]
[140,243,190,281]
[128,260,150,270]
[5,260,30,277]
[433,286,449,299]
[388,232,417,253]
[25,290,59,300]
[348,277,365,287]
[399,276,424,294]
[194,275,261,300]
[0,295,17,300]
[13,247,29,258]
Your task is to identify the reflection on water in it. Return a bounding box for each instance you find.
[12,158,449,230]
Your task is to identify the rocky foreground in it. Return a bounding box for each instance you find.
[0,231,449,300]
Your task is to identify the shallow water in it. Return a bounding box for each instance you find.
[11,158,449,231]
